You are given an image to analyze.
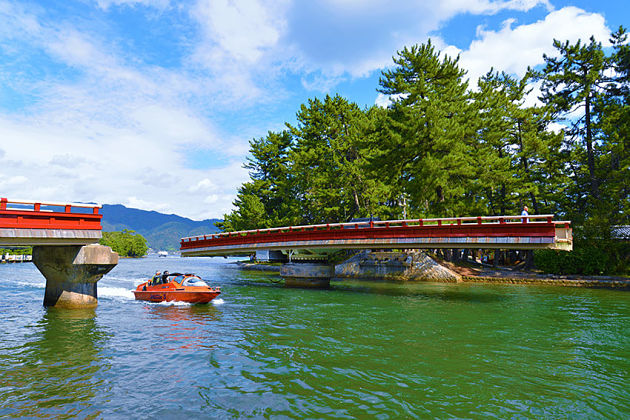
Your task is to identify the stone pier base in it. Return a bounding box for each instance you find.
[32,244,119,308]
[335,250,462,282]
[280,263,333,288]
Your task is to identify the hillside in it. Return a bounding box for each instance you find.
[101,204,221,251]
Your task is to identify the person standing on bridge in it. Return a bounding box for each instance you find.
[521,206,529,223]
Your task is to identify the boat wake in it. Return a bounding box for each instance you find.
[99,286,135,301]
[16,280,45,289]
[212,298,225,305]
[150,300,192,307]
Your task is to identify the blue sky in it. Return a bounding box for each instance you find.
[0,0,627,219]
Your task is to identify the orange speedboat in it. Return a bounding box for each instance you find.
[133,273,221,304]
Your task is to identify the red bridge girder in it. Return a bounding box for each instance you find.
[0,198,102,231]
[181,215,572,254]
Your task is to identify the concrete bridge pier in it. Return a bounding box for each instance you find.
[32,244,119,308]
[280,263,333,289]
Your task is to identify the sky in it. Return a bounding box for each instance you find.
[0,0,627,220]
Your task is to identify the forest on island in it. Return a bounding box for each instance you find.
[100,230,149,258]
[220,28,630,275]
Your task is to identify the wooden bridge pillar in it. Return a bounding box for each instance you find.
[280,263,333,289]
[32,244,118,308]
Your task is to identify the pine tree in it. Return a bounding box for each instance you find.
[288,94,379,223]
[474,70,565,216]
[376,41,476,217]
[537,36,607,218]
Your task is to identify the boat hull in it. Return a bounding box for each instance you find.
[133,289,220,304]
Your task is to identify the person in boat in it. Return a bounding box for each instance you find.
[161,270,170,283]
[151,271,161,286]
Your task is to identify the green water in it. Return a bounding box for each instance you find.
[0,257,628,418]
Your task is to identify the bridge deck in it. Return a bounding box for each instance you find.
[181,215,572,256]
[0,198,102,246]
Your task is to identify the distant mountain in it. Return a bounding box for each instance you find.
[101,204,221,251]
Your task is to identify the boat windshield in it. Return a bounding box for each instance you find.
[173,275,185,284]
[182,276,208,287]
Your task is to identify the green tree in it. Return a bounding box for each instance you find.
[100,230,148,257]
[288,94,384,223]
[376,41,476,217]
[218,130,300,232]
[473,70,565,215]
[537,36,607,219]
[598,26,630,225]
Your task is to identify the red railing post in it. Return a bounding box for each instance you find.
[65,205,71,213]
[93,207,99,215]
[477,216,482,224]
[34,203,41,212]
[0,198,7,210]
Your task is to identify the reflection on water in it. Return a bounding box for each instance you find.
[147,305,222,351]
[0,257,629,418]
[0,308,110,418]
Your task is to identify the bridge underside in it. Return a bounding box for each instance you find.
[0,228,101,246]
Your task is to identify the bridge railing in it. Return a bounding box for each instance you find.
[181,215,571,248]
[0,198,102,230]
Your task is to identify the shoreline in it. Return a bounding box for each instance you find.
[235,260,629,290]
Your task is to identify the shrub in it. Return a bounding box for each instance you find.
[100,230,148,258]
[534,239,628,275]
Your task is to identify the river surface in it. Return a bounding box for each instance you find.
[0,256,628,418]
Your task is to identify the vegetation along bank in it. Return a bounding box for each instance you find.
[220,29,630,276]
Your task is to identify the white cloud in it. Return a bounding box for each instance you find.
[188,0,553,93]
[95,0,170,10]
[193,0,284,64]
[440,0,553,15]
[0,175,28,188]
[188,0,289,102]
[374,93,391,108]
[456,7,610,85]
[189,178,217,193]
[0,1,251,220]
[281,0,553,81]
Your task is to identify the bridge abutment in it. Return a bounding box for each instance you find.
[280,263,333,289]
[33,244,118,308]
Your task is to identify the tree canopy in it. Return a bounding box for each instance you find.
[100,230,149,258]
[219,29,629,273]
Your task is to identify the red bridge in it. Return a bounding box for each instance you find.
[0,198,103,245]
[181,215,572,257]
[0,198,118,308]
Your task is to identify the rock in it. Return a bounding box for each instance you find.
[335,250,461,283]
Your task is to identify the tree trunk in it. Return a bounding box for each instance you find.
[585,93,599,199]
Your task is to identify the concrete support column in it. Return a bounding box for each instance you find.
[280,263,333,288]
[32,244,119,308]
